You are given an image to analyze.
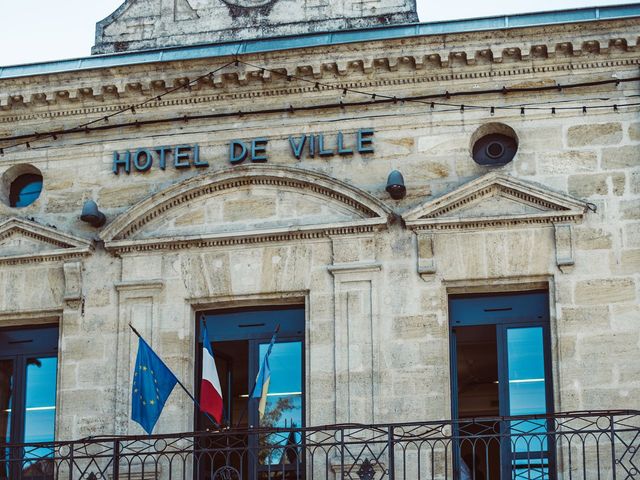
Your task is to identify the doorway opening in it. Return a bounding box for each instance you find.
[449,290,553,480]
[194,305,305,480]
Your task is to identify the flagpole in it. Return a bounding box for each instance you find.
[128,324,221,429]
[235,323,280,429]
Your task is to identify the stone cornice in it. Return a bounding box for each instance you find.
[1,55,638,126]
[0,248,93,266]
[0,217,94,265]
[403,172,588,232]
[105,223,381,255]
[0,18,637,120]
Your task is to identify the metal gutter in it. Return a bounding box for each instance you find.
[0,3,638,80]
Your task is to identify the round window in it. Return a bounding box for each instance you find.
[470,123,519,167]
[10,174,43,207]
[2,164,44,208]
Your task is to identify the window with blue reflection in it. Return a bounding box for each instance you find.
[258,341,302,466]
[24,358,57,445]
[450,291,552,480]
[197,306,305,478]
[9,174,43,208]
[507,327,546,416]
[0,326,58,480]
[1,360,13,479]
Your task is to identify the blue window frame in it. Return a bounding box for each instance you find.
[0,325,58,480]
[449,291,554,480]
[195,306,305,480]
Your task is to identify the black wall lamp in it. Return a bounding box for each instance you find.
[385,170,406,200]
[80,200,106,227]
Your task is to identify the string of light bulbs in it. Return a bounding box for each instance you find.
[0,56,638,154]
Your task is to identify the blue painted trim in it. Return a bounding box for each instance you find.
[0,3,638,79]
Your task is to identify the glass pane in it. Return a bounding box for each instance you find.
[11,176,43,208]
[507,327,549,467]
[1,360,13,479]
[507,327,546,416]
[22,356,57,474]
[513,458,549,480]
[257,342,302,466]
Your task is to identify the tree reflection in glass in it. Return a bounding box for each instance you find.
[257,342,302,467]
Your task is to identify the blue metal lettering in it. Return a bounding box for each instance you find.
[357,128,375,154]
[309,135,316,158]
[174,145,191,168]
[155,146,171,170]
[337,132,353,155]
[289,135,307,160]
[229,140,248,164]
[251,138,268,162]
[112,151,131,175]
[318,134,334,157]
[133,148,153,171]
[193,145,208,167]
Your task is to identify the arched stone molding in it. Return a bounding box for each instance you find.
[101,165,392,254]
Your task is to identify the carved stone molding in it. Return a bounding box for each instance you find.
[0,218,93,265]
[1,16,638,118]
[2,55,638,122]
[403,172,589,232]
[404,173,589,277]
[416,232,436,279]
[0,308,61,327]
[554,223,575,270]
[63,261,83,309]
[101,165,391,255]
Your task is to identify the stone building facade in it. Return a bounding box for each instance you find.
[0,1,639,478]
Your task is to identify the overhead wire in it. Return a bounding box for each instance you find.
[0,56,638,154]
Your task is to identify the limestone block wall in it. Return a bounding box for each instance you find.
[0,19,638,440]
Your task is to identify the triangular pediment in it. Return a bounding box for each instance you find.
[101,165,391,253]
[403,173,588,231]
[0,218,93,264]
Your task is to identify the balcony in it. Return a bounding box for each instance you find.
[1,410,639,480]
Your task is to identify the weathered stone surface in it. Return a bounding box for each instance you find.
[568,173,625,197]
[610,304,639,332]
[93,0,418,54]
[610,249,640,275]
[601,145,640,169]
[537,150,597,174]
[632,171,640,195]
[574,278,636,305]
[567,123,622,147]
[623,222,640,248]
[392,314,437,339]
[620,199,640,220]
[575,227,613,250]
[223,197,276,221]
[560,305,609,327]
[0,4,638,442]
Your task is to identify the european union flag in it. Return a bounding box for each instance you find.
[131,337,178,435]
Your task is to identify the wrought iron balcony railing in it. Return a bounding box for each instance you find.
[1,410,639,480]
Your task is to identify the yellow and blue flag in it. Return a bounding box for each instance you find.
[251,331,278,419]
[132,337,178,434]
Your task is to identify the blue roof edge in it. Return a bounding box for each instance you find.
[1,3,638,80]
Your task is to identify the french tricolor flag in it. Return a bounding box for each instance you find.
[200,320,223,424]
